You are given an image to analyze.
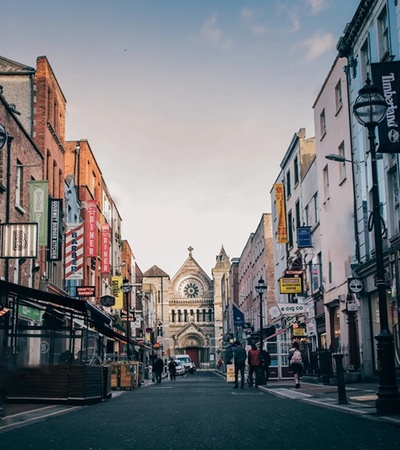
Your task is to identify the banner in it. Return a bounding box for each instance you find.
[65,223,84,280]
[111,276,123,309]
[274,183,288,243]
[85,200,97,257]
[0,223,38,258]
[29,181,49,246]
[48,199,63,261]
[371,61,400,153]
[233,304,244,327]
[101,223,111,274]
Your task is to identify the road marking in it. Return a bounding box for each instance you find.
[0,406,82,433]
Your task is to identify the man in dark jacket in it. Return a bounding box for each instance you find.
[153,355,164,384]
[259,348,271,385]
[233,341,246,389]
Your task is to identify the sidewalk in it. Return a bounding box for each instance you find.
[259,379,400,426]
[215,369,400,426]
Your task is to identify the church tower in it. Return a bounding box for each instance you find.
[212,246,231,361]
[168,247,214,368]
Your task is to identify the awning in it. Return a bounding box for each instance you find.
[264,327,288,341]
[0,280,124,341]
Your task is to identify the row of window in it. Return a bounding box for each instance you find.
[170,309,214,323]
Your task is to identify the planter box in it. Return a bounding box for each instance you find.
[6,365,103,403]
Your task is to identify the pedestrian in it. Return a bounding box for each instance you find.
[247,344,260,387]
[233,341,246,389]
[217,357,224,372]
[153,355,164,384]
[168,358,177,381]
[288,341,303,389]
[259,347,271,385]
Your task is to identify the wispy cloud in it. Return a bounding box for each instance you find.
[241,8,253,20]
[304,0,331,15]
[200,13,231,49]
[287,8,301,33]
[240,7,267,36]
[297,31,335,61]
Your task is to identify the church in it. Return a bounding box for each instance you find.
[142,246,230,368]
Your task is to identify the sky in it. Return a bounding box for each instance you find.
[1,0,361,277]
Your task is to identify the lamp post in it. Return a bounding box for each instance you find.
[121,278,132,361]
[353,76,400,415]
[255,277,267,385]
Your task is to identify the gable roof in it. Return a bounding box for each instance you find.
[143,265,169,278]
[0,55,35,74]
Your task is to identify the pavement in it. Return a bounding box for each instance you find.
[1,371,400,432]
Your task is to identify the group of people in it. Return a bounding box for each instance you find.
[232,341,271,389]
[233,340,304,389]
[152,356,180,384]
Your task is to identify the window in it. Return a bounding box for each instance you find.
[388,167,400,236]
[360,40,370,85]
[294,156,299,185]
[295,200,301,229]
[15,160,23,208]
[91,171,96,196]
[323,165,330,201]
[335,80,343,112]
[338,141,347,182]
[305,204,309,226]
[288,210,293,248]
[314,193,319,223]
[378,6,390,60]
[286,170,291,198]
[320,109,326,137]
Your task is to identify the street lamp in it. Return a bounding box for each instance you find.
[325,153,353,164]
[121,278,132,361]
[353,76,400,415]
[255,277,267,385]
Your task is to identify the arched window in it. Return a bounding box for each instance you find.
[190,309,194,321]
[208,309,213,322]
[202,309,206,322]
[196,310,200,322]
[178,310,182,322]
[171,310,175,323]
[184,309,188,322]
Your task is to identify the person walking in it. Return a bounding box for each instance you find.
[153,355,164,384]
[288,341,303,389]
[247,344,260,387]
[233,341,247,389]
[168,358,176,381]
[259,347,271,385]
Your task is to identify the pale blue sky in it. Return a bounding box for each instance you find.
[1,0,360,276]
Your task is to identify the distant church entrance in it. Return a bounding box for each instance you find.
[186,347,199,368]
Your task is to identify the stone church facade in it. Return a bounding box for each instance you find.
[143,246,230,368]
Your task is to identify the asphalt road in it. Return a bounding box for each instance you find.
[0,371,399,450]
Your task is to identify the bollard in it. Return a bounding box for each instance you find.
[333,354,348,404]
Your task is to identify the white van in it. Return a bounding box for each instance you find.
[174,354,196,373]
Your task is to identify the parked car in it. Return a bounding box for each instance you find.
[174,355,196,373]
[174,360,185,376]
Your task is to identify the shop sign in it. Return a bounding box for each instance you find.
[77,286,95,297]
[279,277,302,294]
[277,303,305,315]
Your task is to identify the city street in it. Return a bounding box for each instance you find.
[0,371,399,449]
